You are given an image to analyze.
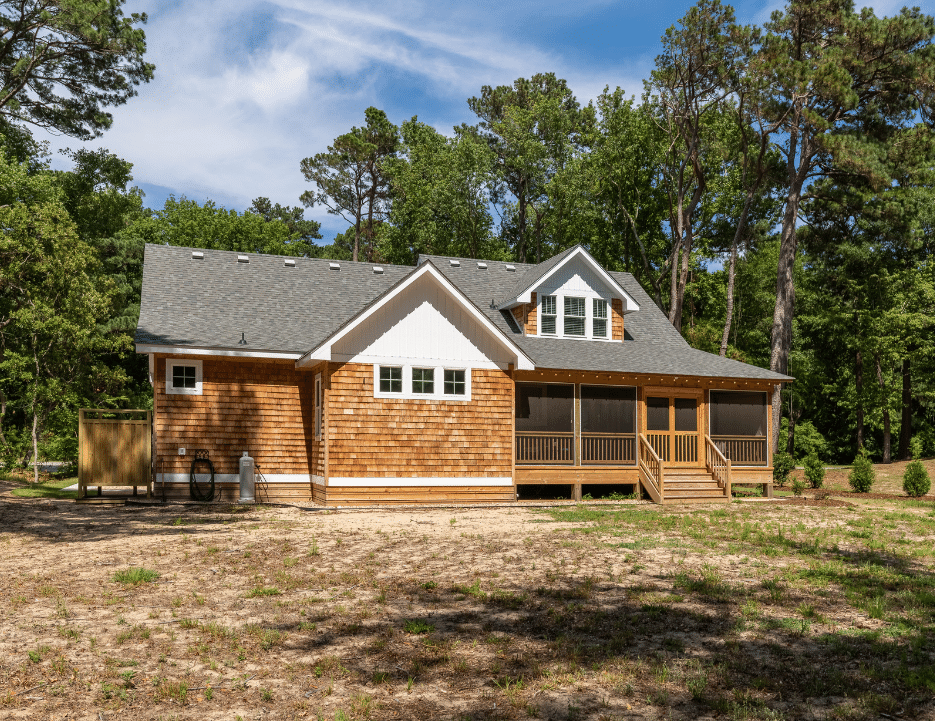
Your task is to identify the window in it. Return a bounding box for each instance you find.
[172,365,196,389]
[593,299,608,338]
[165,359,202,395]
[444,369,466,395]
[564,296,585,336]
[314,374,322,439]
[412,368,434,394]
[379,366,402,393]
[541,295,557,334]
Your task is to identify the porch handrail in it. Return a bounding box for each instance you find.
[638,433,664,503]
[704,435,731,499]
[709,435,768,466]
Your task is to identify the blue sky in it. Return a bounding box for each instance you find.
[34,0,934,245]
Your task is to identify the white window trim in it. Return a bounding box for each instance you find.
[314,373,322,440]
[166,359,203,395]
[373,364,473,401]
[537,293,620,342]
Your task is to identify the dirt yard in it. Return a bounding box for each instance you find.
[0,487,933,720]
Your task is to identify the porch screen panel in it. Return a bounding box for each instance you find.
[581,386,635,433]
[709,392,767,435]
[516,383,574,464]
[515,384,574,432]
[581,385,636,464]
[709,391,768,466]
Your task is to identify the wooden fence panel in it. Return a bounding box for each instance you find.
[78,409,152,497]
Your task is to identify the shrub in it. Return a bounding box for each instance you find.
[848,448,875,493]
[804,454,825,489]
[791,479,806,497]
[902,460,931,498]
[772,452,795,487]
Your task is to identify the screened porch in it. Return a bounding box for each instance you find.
[515,383,636,465]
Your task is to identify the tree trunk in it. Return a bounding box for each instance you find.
[855,349,864,451]
[517,179,528,263]
[31,408,39,484]
[353,216,361,263]
[720,234,739,357]
[0,386,8,451]
[769,176,801,452]
[876,353,891,464]
[898,357,912,460]
[668,237,680,326]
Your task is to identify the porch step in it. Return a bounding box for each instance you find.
[647,468,731,504]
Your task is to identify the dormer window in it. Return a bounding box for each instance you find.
[541,295,557,335]
[564,297,586,336]
[593,299,608,338]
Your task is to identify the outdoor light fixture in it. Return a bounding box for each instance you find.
[238,332,247,345]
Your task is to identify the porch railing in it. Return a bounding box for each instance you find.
[515,432,574,464]
[710,435,768,466]
[704,435,732,499]
[581,433,636,465]
[638,434,663,503]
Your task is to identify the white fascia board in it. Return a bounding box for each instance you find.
[505,247,641,313]
[297,262,536,371]
[135,344,302,360]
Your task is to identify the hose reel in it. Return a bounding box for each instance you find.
[189,449,215,502]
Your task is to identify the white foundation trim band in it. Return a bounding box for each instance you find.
[157,473,311,484]
[327,477,513,487]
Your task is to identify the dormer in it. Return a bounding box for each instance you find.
[496,246,639,341]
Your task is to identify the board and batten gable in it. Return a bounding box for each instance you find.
[330,271,517,368]
[323,270,516,502]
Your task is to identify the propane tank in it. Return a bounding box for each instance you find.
[239,451,255,503]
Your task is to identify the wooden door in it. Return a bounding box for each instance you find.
[644,393,701,467]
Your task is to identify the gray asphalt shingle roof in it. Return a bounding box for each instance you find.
[137,244,790,381]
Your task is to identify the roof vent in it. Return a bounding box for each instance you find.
[372,266,384,274]
[237,255,249,263]
[191,251,204,260]
[505,264,516,272]
[449,259,460,267]
[284,258,296,267]
[329,262,340,270]
[477,262,487,269]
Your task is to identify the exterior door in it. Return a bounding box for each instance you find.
[645,394,701,466]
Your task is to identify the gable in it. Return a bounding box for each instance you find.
[332,272,515,366]
[535,256,611,299]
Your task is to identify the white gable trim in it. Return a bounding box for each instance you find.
[500,246,640,313]
[297,262,535,370]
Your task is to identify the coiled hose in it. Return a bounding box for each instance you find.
[189,456,215,502]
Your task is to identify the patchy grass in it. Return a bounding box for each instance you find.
[10,476,80,500]
[112,567,160,585]
[1,496,934,719]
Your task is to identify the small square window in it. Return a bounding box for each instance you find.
[412,368,434,394]
[172,365,197,389]
[379,366,402,393]
[444,369,466,395]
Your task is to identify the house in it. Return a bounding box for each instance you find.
[135,243,789,505]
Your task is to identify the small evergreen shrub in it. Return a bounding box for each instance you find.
[773,452,795,487]
[804,454,825,489]
[848,448,875,493]
[902,460,931,498]
[791,479,806,497]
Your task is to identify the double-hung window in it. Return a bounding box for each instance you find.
[564,297,586,336]
[541,295,557,334]
[593,299,608,338]
[412,368,434,394]
[379,366,402,393]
